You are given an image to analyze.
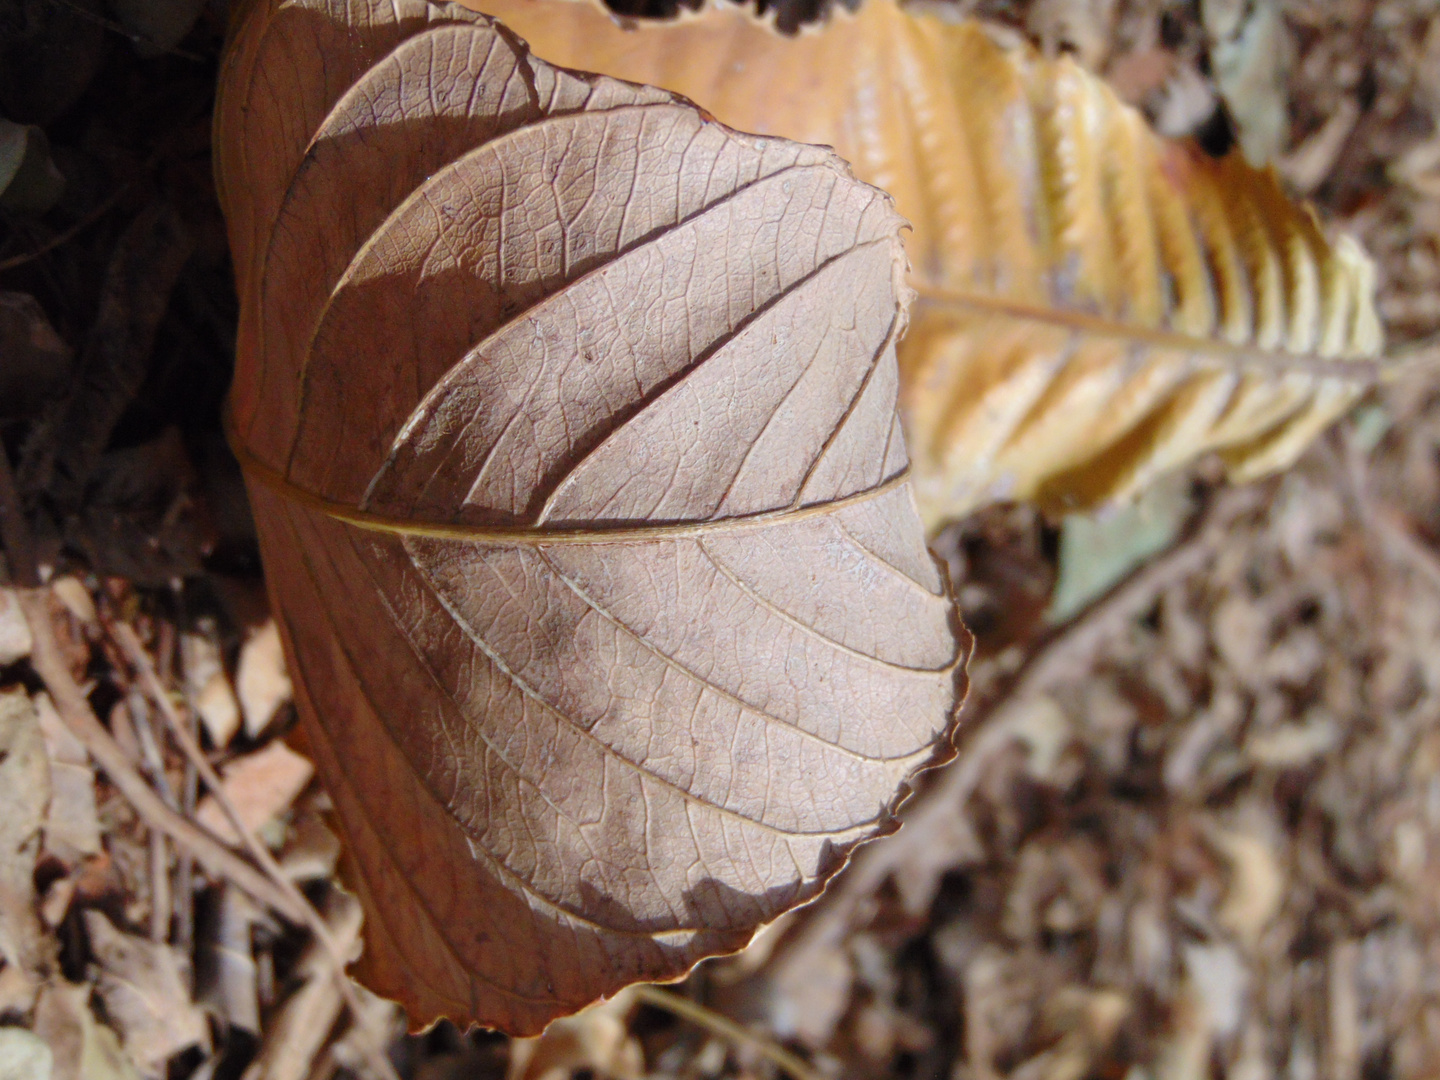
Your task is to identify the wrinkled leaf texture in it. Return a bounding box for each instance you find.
[468,0,1387,524]
[214,0,968,1034]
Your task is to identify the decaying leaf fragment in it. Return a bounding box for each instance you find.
[215,0,967,1033]
[469,0,1386,524]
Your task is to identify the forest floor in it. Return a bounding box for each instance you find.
[2,0,1440,1079]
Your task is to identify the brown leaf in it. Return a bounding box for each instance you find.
[83,910,209,1070]
[32,692,102,864]
[469,0,1386,524]
[235,620,291,739]
[194,739,314,845]
[215,0,967,1032]
[240,889,363,1080]
[0,690,51,1009]
[0,589,33,666]
[33,980,143,1080]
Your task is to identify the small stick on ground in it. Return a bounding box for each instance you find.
[109,619,401,1080]
[127,689,177,943]
[18,588,303,921]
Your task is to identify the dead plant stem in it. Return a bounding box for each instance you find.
[17,588,303,921]
[109,620,401,1080]
[633,986,823,1080]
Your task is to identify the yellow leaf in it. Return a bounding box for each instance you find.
[468,0,1386,524]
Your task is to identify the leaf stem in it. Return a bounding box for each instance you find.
[912,283,1406,384]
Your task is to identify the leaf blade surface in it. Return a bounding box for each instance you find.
[467,0,1386,522]
[216,0,967,1033]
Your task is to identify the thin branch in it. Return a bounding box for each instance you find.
[17,588,304,921]
[633,986,824,1080]
[109,620,401,1080]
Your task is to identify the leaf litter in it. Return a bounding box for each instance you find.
[0,0,1439,1077]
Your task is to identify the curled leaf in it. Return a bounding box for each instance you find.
[470,0,1386,523]
[216,0,967,1033]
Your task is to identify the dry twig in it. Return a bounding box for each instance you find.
[768,481,1268,980]
[109,620,401,1080]
[633,986,823,1080]
[18,587,303,920]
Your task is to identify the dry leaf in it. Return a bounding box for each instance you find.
[194,739,314,845]
[183,628,241,748]
[278,813,342,883]
[0,690,51,1011]
[0,589,32,666]
[31,693,101,863]
[0,1027,53,1080]
[1202,0,1290,166]
[235,620,291,739]
[240,890,363,1080]
[32,980,143,1080]
[215,0,967,1032]
[0,292,71,424]
[506,989,642,1080]
[198,885,261,1033]
[471,0,1385,524]
[83,911,209,1070]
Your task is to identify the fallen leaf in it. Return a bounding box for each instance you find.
[1243,709,1339,768]
[83,910,209,1070]
[215,0,966,1032]
[324,982,406,1080]
[1045,470,1193,624]
[0,1027,53,1080]
[278,813,341,883]
[47,580,94,630]
[0,591,33,666]
[1202,0,1290,165]
[194,739,314,845]
[195,671,241,749]
[239,889,363,1080]
[473,0,1386,524]
[1026,0,1115,70]
[0,118,64,213]
[15,203,192,524]
[1180,941,1248,1042]
[31,694,101,863]
[32,980,142,1080]
[1206,817,1285,948]
[235,620,291,739]
[182,626,241,748]
[0,690,51,1012]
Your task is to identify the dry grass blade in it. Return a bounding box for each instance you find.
[108,621,400,1080]
[632,986,823,1080]
[469,0,1387,525]
[214,0,968,1033]
[16,589,303,922]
